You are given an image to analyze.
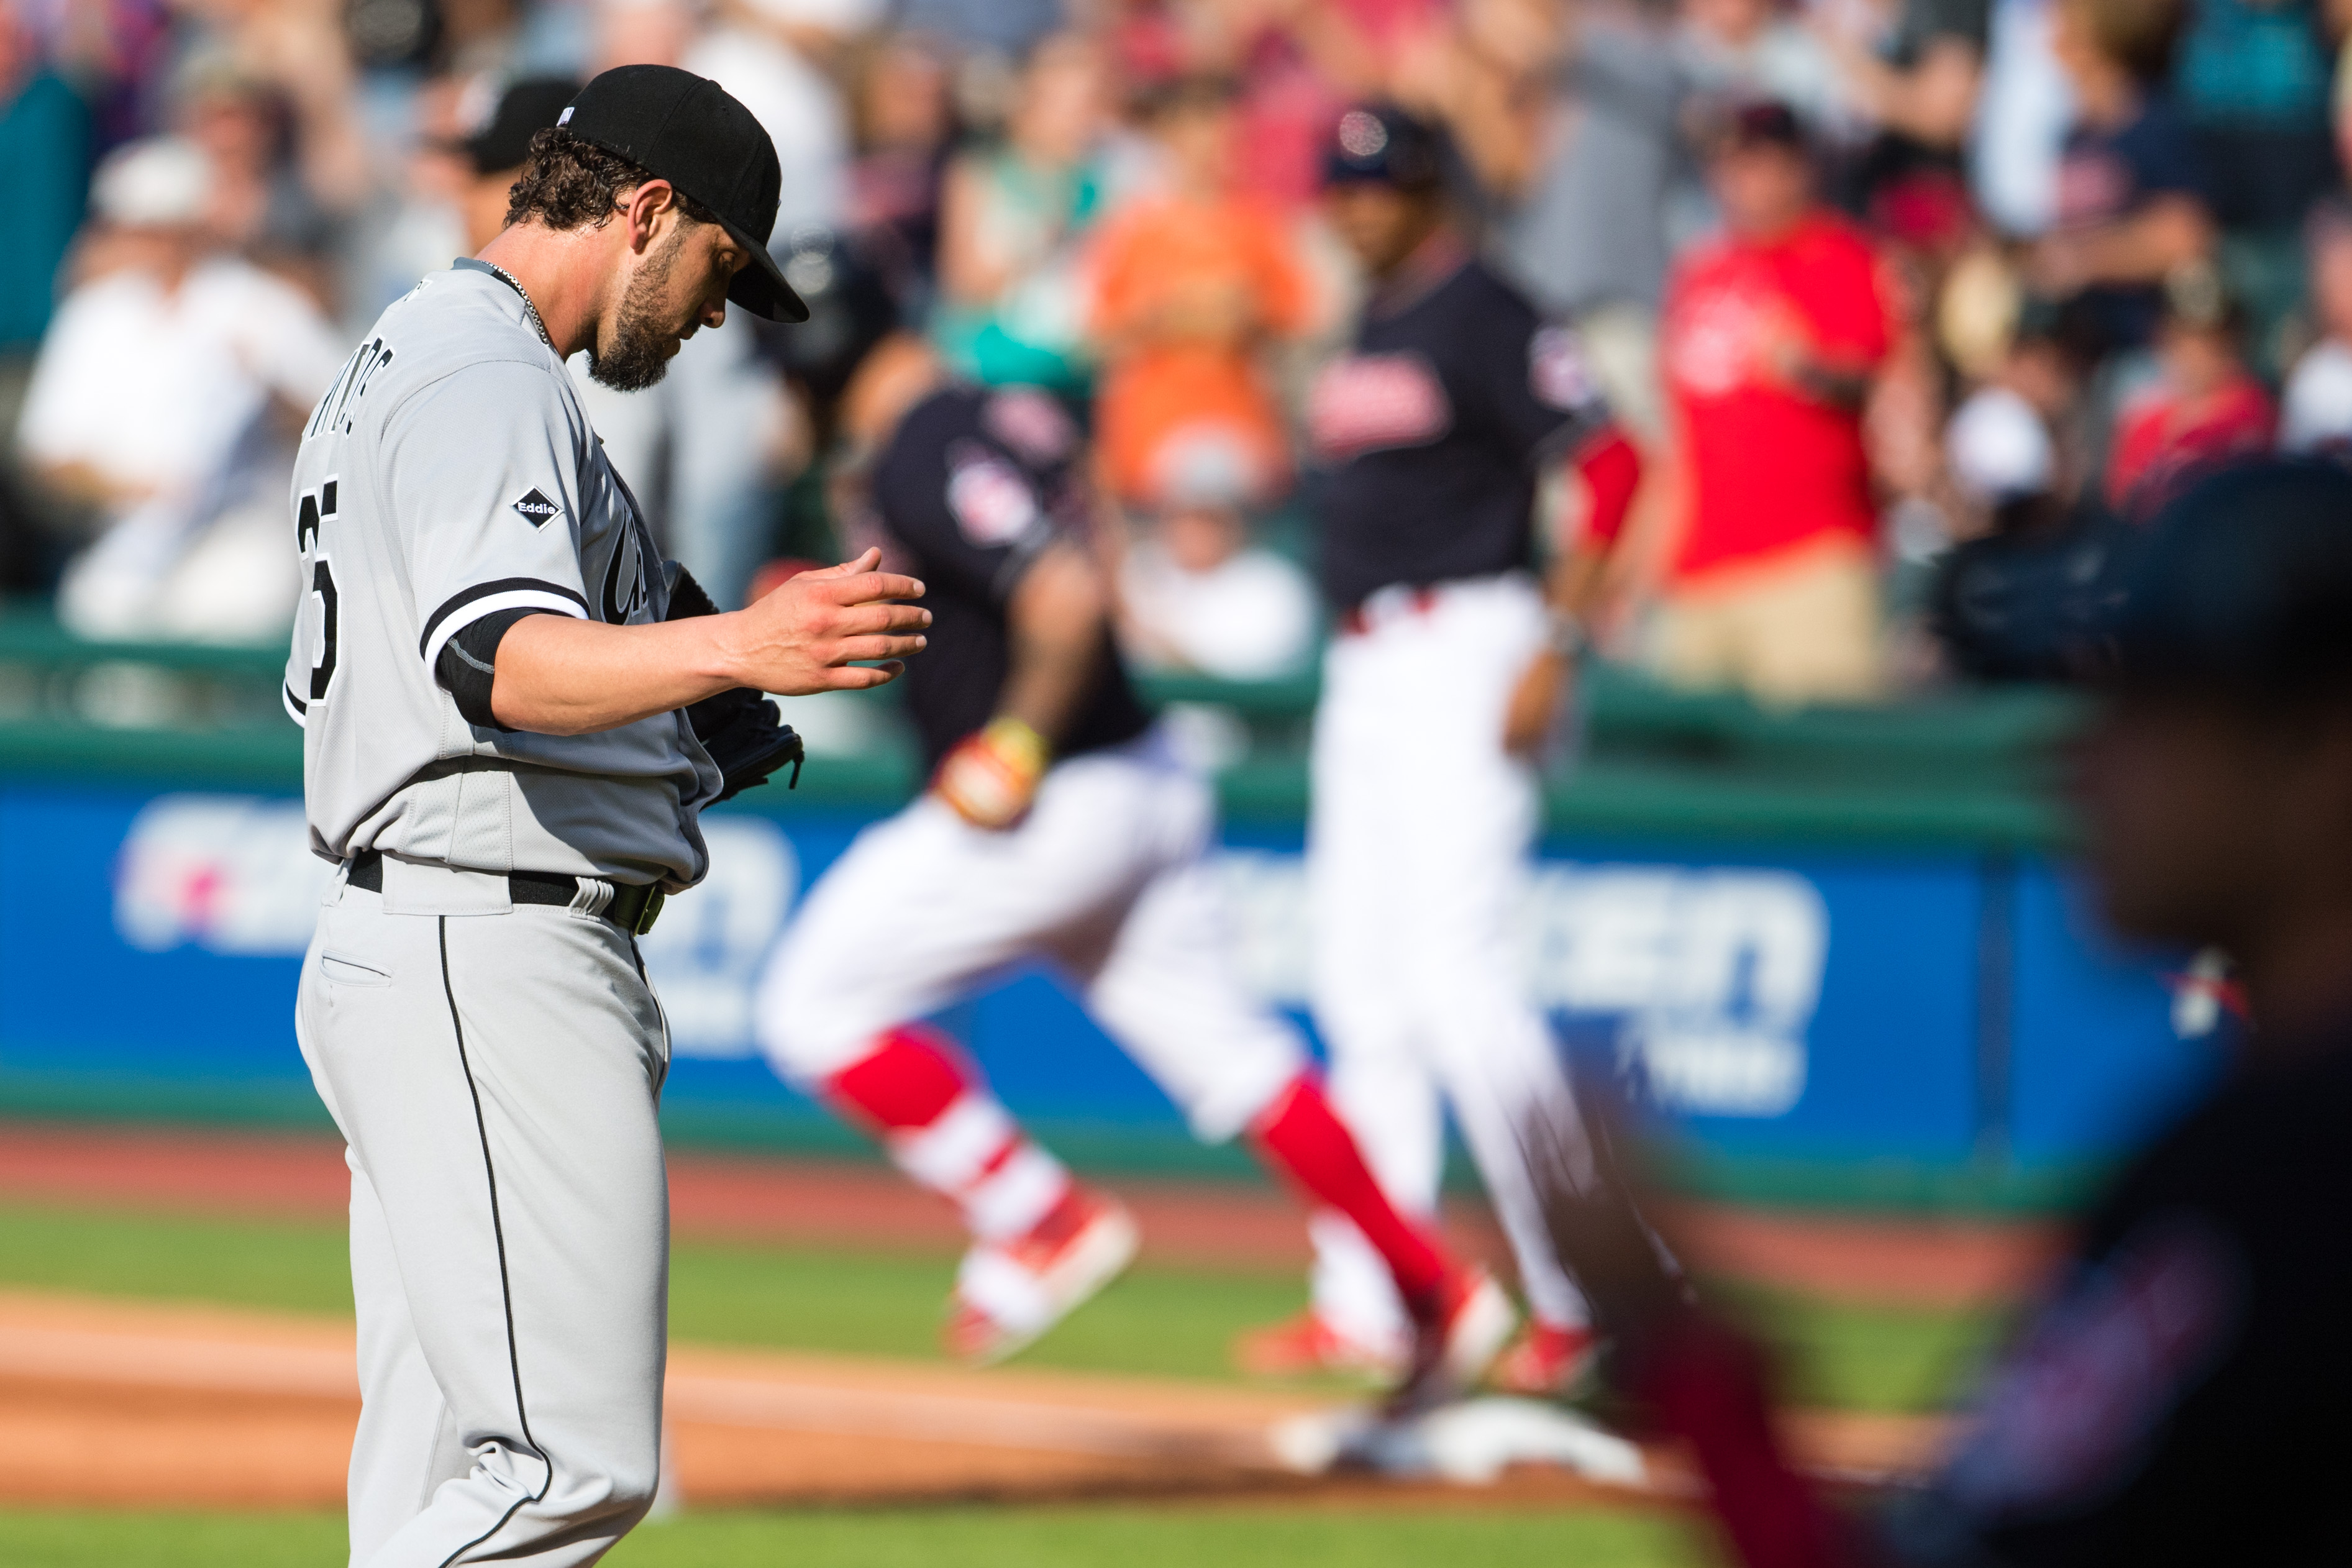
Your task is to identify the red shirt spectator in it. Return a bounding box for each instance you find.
[2108,382,2274,513]
[1661,209,1896,581]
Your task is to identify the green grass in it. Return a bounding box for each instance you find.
[0,1198,1995,1408]
[0,1505,1709,1568]
[1727,1285,2008,1416]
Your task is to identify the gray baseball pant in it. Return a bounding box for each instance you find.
[295,861,671,1567]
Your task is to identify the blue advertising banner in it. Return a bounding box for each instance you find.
[0,781,2211,1179]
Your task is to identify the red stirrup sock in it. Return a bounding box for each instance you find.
[1249,1073,1452,1305]
[825,1025,1071,1243]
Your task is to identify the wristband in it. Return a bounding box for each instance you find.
[981,715,1050,777]
[934,715,1052,829]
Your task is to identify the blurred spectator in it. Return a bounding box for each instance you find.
[2028,0,2212,362]
[1652,101,1897,704]
[1949,380,2059,517]
[175,52,346,290]
[167,1,376,288]
[683,0,850,239]
[1489,0,1686,442]
[49,1,172,149]
[894,0,1068,58]
[0,0,91,357]
[1819,0,1989,242]
[446,75,581,253]
[1821,0,1990,162]
[1945,314,2081,532]
[934,32,1120,396]
[18,137,345,640]
[2172,0,2340,373]
[1971,0,2077,236]
[845,33,957,315]
[2105,268,2276,513]
[1190,0,1384,212]
[1675,0,1851,142]
[1090,74,1313,516]
[1119,504,1319,678]
[2280,199,2352,452]
[2172,0,2338,237]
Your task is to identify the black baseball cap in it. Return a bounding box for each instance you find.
[2107,458,2352,700]
[558,64,808,324]
[459,76,580,177]
[1321,104,1443,191]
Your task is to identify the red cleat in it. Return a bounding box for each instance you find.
[942,1186,1138,1365]
[1233,1310,1405,1382]
[1489,1318,1600,1397]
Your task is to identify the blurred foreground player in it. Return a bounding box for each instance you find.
[756,335,1513,1391]
[1526,458,2352,1566]
[1240,106,1645,1393]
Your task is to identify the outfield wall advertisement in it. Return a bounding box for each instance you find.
[0,783,2214,1175]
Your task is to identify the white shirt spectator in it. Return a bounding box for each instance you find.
[2281,340,2352,455]
[21,253,346,640]
[1971,0,2075,237]
[19,255,344,501]
[1120,539,1318,681]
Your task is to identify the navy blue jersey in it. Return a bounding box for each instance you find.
[2052,97,2212,352]
[1306,245,1614,610]
[863,383,1152,772]
[1887,1034,2352,1565]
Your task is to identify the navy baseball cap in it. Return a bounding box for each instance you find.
[1708,97,1807,156]
[558,65,808,324]
[1321,104,1443,191]
[457,76,580,176]
[2107,458,2352,699]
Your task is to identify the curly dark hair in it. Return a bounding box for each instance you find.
[503,126,723,232]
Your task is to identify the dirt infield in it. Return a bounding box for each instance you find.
[0,1289,1944,1511]
[0,1119,2058,1306]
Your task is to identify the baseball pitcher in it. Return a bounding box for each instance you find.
[285,67,928,1566]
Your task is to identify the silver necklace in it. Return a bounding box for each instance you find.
[485,261,552,349]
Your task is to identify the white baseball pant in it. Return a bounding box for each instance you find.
[1308,572,1596,1351]
[757,729,1303,1146]
[296,862,670,1567]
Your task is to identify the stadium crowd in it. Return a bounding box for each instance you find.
[6,0,2351,702]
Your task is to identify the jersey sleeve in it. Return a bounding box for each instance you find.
[1468,288,1618,468]
[380,360,595,673]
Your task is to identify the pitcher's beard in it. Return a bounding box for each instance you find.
[588,231,688,391]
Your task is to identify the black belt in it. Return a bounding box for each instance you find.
[345,849,665,935]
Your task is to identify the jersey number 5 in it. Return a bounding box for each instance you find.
[294,481,340,707]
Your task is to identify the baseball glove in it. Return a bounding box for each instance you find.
[664,562,805,802]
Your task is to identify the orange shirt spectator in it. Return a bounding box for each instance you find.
[1090,80,1314,513]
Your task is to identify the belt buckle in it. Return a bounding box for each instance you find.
[631,887,665,936]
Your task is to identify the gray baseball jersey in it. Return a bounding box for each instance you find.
[283,259,721,890]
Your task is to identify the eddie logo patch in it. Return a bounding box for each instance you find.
[513,488,561,527]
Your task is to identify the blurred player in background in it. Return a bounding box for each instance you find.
[1239,105,1646,1394]
[755,334,1513,1395]
[445,77,583,253]
[1523,457,2352,1566]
